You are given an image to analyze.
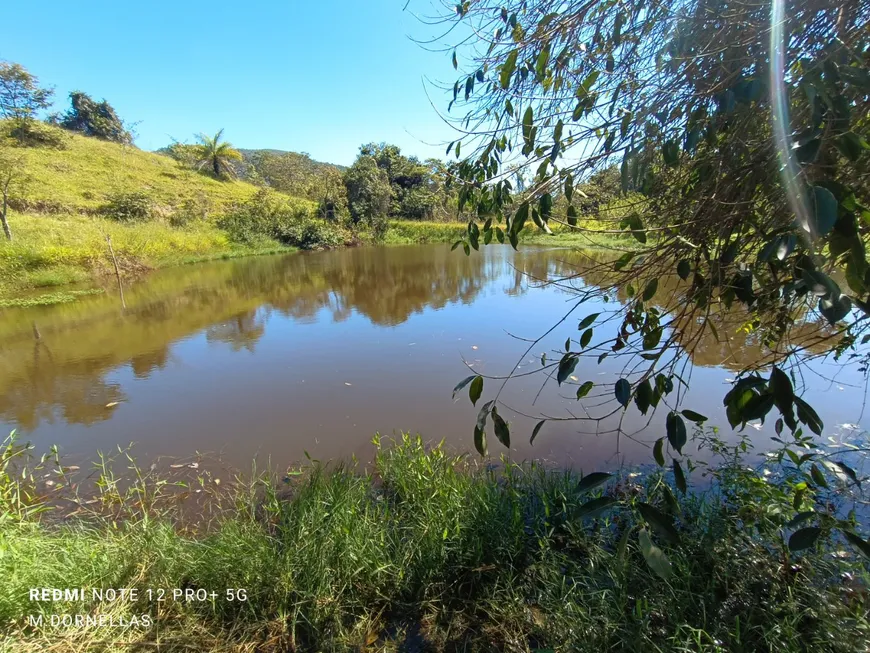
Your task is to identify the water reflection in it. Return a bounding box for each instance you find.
[0,245,859,467]
[0,246,500,429]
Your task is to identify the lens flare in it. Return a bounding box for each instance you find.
[770,0,814,244]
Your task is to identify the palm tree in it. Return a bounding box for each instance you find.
[194,129,243,179]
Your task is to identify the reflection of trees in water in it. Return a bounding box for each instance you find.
[0,245,830,431]
[0,247,499,428]
[0,341,126,429]
[264,247,500,326]
[514,250,834,370]
[130,346,170,378]
[206,311,266,353]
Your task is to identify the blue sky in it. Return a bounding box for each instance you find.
[1,1,460,166]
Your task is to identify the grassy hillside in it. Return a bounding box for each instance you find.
[0,124,318,299]
[14,132,266,214]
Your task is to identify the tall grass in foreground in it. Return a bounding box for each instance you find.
[1,432,868,652]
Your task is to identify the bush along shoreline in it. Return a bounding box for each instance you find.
[1,431,869,652]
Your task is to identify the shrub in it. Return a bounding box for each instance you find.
[276,218,346,250]
[170,192,212,228]
[0,120,67,149]
[101,191,154,223]
[218,189,344,249]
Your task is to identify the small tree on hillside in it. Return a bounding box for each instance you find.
[0,62,54,144]
[0,145,26,241]
[55,91,132,144]
[161,141,202,169]
[194,129,243,179]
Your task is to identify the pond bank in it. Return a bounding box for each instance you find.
[0,217,638,305]
[2,434,867,653]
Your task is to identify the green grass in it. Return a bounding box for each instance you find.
[1,433,867,652]
[9,127,265,214]
[0,289,104,308]
[384,218,647,250]
[0,211,295,297]
[383,220,468,244]
[0,123,319,298]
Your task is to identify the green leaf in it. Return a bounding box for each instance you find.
[463,241,470,256]
[495,226,505,244]
[535,43,550,79]
[452,375,477,400]
[452,50,458,69]
[638,528,673,580]
[676,260,691,280]
[635,379,653,415]
[663,140,680,167]
[810,186,838,237]
[491,406,510,448]
[576,496,619,518]
[786,511,815,529]
[661,483,681,515]
[802,267,840,299]
[530,419,546,445]
[474,425,487,456]
[557,354,578,385]
[843,531,870,559]
[810,463,828,489]
[616,524,633,562]
[451,240,464,251]
[777,234,797,261]
[638,502,680,544]
[614,378,631,407]
[653,438,665,467]
[614,252,635,271]
[538,193,554,220]
[500,50,518,89]
[830,461,860,488]
[642,327,662,351]
[642,278,658,301]
[476,399,494,433]
[564,173,574,203]
[666,412,687,454]
[576,381,594,399]
[819,295,852,325]
[469,375,483,406]
[680,409,707,423]
[788,527,821,552]
[578,313,599,330]
[577,471,613,493]
[511,203,529,235]
[795,138,821,164]
[835,132,870,162]
[769,366,794,412]
[632,226,647,244]
[580,328,593,349]
[794,396,823,436]
[673,460,687,494]
[522,106,534,141]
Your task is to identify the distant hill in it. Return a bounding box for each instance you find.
[236,148,346,175]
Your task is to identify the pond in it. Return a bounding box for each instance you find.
[0,244,865,471]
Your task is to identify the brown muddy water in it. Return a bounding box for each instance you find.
[0,244,865,471]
